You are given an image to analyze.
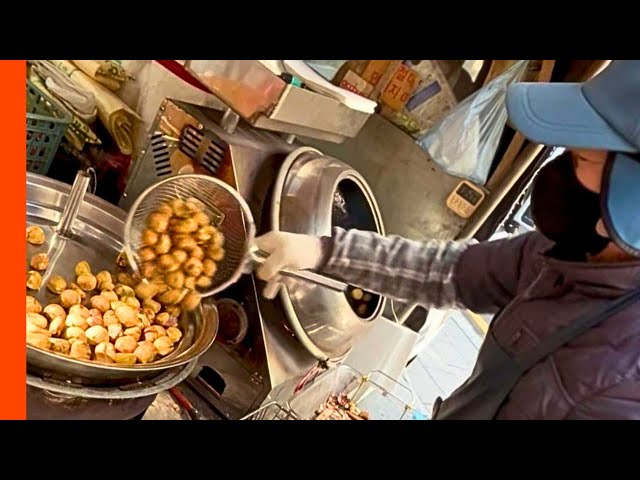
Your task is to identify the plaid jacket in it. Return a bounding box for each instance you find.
[319,228,640,420]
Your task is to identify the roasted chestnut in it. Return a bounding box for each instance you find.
[90,295,111,313]
[69,341,91,360]
[26,270,43,290]
[43,303,66,322]
[59,289,82,309]
[27,313,48,329]
[154,234,172,255]
[154,336,174,356]
[113,353,137,365]
[141,229,159,247]
[134,341,158,364]
[202,259,217,278]
[155,312,178,328]
[85,325,109,345]
[147,212,170,234]
[30,252,49,271]
[26,226,46,245]
[74,260,92,276]
[49,338,71,355]
[26,295,42,314]
[182,291,201,312]
[94,341,116,362]
[115,305,139,328]
[115,335,137,354]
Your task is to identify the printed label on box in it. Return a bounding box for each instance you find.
[340,70,374,97]
[380,64,419,111]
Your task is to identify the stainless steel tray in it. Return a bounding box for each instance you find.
[185,60,372,143]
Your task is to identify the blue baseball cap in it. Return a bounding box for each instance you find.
[506,60,640,255]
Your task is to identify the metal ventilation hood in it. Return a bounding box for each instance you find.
[183,60,373,144]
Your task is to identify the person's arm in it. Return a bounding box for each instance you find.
[256,228,535,313]
[450,230,535,313]
[320,228,468,309]
[564,381,640,420]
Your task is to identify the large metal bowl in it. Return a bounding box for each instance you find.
[27,173,218,386]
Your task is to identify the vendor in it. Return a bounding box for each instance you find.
[254,60,640,420]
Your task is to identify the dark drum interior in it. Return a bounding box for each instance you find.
[331,179,382,320]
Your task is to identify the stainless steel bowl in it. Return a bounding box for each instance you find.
[27,173,218,385]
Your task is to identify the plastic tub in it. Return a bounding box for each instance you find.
[27,79,71,174]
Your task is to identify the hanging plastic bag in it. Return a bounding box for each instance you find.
[303,61,349,81]
[416,61,529,185]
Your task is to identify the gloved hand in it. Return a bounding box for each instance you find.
[254,231,325,299]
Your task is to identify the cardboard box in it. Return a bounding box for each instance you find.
[329,60,457,137]
[338,69,374,97]
[379,63,420,111]
[331,60,400,101]
[381,60,457,137]
[362,60,393,87]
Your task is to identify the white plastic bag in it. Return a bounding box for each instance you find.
[416,61,529,185]
[303,60,349,81]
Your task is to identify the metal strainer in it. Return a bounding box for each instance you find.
[124,174,348,298]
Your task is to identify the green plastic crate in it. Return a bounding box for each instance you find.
[26,79,71,175]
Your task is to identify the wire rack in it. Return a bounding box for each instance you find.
[241,401,301,420]
[288,365,429,420]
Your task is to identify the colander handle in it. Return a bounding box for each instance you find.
[56,170,91,237]
[250,249,349,293]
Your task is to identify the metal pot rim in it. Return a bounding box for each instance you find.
[27,360,198,399]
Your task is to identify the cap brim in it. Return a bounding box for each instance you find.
[506,83,638,153]
[602,153,640,256]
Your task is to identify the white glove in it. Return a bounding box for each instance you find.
[254,231,324,299]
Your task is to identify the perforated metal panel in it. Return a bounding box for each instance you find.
[120,102,230,211]
[150,132,172,178]
[120,100,296,212]
[179,125,225,176]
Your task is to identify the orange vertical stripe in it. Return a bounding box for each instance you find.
[0,60,27,419]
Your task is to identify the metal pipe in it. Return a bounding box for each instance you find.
[250,248,349,293]
[220,108,239,134]
[56,170,91,237]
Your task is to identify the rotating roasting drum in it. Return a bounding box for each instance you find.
[268,148,387,363]
[26,172,218,386]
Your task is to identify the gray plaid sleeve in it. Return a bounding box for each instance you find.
[318,227,470,309]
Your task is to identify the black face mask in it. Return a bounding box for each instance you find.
[531,152,610,256]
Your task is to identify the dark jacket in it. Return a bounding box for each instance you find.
[322,229,640,419]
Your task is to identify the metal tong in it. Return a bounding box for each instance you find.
[249,247,349,293]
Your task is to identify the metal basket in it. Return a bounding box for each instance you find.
[287,365,428,420]
[27,79,71,175]
[241,402,300,420]
[124,174,256,298]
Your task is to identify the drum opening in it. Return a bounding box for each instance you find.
[332,178,382,321]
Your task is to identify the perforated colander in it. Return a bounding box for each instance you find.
[124,174,348,298]
[124,174,256,297]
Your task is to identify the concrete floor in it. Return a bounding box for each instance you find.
[403,310,485,415]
